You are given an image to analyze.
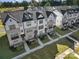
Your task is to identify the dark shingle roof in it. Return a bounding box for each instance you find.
[67,9,74,14]
[46,11,56,17]
[23,12,33,22]
[61,10,66,15]
[36,12,44,20]
[1,10,24,24]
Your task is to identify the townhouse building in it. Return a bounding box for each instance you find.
[61,8,79,29]
[35,7,47,37]
[44,7,56,34]
[23,10,37,42]
[1,10,24,48]
[1,7,79,48]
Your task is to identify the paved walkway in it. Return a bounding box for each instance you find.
[55,32,62,37]
[37,38,44,46]
[69,28,74,31]
[67,36,78,43]
[23,40,30,52]
[55,48,79,59]
[55,34,79,59]
[55,48,74,59]
[12,28,79,59]
[73,53,79,59]
[47,34,53,40]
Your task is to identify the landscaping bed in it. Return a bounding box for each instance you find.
[48,33,59,39]
[27,39,40,49]
[39,35,50,43]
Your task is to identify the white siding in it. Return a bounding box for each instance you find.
[5,18,19,31]
[53,10,63,28]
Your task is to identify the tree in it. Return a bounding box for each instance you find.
[66,0,73,5]
[77,0,79,5]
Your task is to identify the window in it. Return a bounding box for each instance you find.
[39,25,44,30]
[39,20,43,24]
[21,30,23,32]
[34,20,37,23]
[26,22,31,26]
[27,29,32,33]
[11,33,19,40]
[9,25,16,30]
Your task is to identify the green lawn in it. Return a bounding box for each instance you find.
[64,53,78,59]
[22,38,74,59]
[0,35,25,59]
[55,27,71,35]
[70,30,79,40]
[73,31,79,37]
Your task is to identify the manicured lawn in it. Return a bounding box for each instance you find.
[55,27,71,35]
[70,30,79,41]
[39,35,50,43]
[73,31,79,37]
[22,38,74,59]
[64,53,78,59]
[0,35,25,59]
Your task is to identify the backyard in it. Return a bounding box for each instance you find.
[22,38,74,59]
[39,35,50,43]
[48,33,59,39]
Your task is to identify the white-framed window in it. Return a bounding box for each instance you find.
[11,33,19,40]
[9,25,16,30]
[26,22,31,26]
[39,25,44,30]
[27,29,32,33]
[39,20,43,24]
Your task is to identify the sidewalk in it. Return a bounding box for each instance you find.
[55,48,73,59]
